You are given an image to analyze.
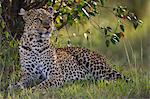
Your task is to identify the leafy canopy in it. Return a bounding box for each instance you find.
[0,0,142,47]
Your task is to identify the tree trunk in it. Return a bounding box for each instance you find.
[1,0,48,40]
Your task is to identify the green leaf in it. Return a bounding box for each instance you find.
[5,31,9,38]
[111,38,118,44]
[120,25,125,32]
[89,12,95,16]
[133,21,139,29]
[100,0,104,6]
[1,20,5,28]
[104,28,107,35]
[92,1,97,6]
[67,14,74,25]
[82,8,90,18]
[56,17,60,23]
[105,40,110,47]
[111,34,120,44]
[115,33,121,38]
[9,41,14,47]
[126,16,131,21]
[107,26,112,32]
[138,20,143,24]
[115,32,124,38]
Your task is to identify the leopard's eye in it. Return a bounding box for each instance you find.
[34,18,42,23]
[45,31,50,35]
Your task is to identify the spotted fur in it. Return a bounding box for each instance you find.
[8,7,131,90]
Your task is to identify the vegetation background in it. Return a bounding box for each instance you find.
[0,0,149,98]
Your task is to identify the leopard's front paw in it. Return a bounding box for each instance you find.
[31,86,39,93]
[31,86,47,95]
[7,83,24,91]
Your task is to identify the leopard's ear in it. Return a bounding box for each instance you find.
[18,8,26,16]
[48,6,54,15]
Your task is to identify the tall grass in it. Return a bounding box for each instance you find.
[0,69,149,99]
[0,32,149,98]
[0,1,150,98]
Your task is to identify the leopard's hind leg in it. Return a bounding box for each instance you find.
[32,75,64,91]
[90,64,131,82]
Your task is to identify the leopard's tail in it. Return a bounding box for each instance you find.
[105,68,133,83]
[121,74,133,83]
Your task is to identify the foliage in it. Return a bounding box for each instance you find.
[46,0,142,47]
[1,0,142,46]
[0,68,149,98]
[0,1,149,98]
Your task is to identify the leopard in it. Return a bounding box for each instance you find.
[8,7,131,90]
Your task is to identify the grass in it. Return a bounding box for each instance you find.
[0,40,149,98]
[0,25,149,99]
[0,68,149,99]
[0,37,149,99]
[0,2,150,98]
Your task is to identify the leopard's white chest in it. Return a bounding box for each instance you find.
[19,45,52,77]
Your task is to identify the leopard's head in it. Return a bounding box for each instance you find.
[19,7,55,46]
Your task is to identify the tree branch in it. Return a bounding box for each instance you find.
[24,0,48,10]
[1,0,48,40]
[56,0,93,30]
[52,0,55,6]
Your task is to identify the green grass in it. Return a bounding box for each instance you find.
[0,40,149,99]
[0,2,150,98]
[0,27,149,99]
[0,42,149,98]
[0,63,149,99]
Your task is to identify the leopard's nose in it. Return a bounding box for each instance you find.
[43,21,50,30]
[44,25,50,30]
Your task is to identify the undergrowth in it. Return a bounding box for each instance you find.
[0,38,150,99]
[0,70,149,99]
[0,47,149,99]
[0,2,150,99]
